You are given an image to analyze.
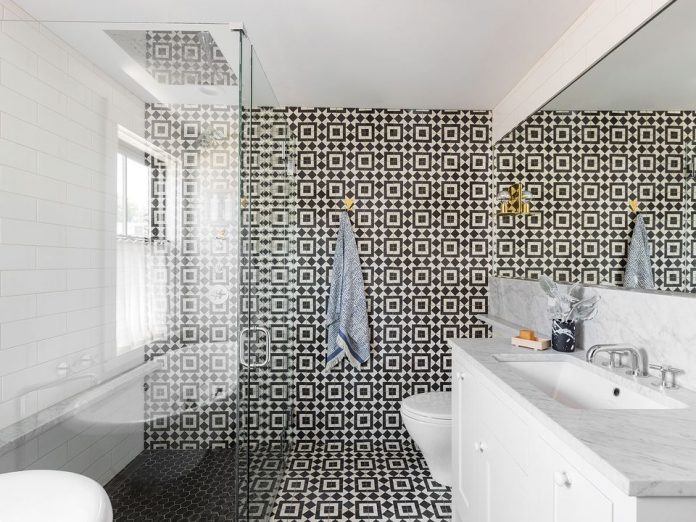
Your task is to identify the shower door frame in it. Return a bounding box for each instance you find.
[235,29,293,522]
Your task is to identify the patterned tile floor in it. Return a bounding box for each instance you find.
[240,445,286,521]
[105,444,451,522]
[269,445,452,522]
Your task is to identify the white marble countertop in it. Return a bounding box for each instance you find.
[450,337,696,497]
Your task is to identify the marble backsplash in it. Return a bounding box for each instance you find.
[488,276,696,391]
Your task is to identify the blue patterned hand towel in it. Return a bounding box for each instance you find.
[326,212,370,371]
[624,214,655,289]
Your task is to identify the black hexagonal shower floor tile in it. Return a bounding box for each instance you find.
[105,449,236,521]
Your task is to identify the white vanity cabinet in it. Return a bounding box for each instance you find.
[452,355,611,521]
[452,366,531,522]
[451,367,479,519]
[451,350,696,522]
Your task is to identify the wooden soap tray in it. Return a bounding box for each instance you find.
[511,336,551,351]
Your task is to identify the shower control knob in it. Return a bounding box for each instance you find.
[475,441,486,453]
[208,284,230,305]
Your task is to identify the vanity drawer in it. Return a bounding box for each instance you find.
[477,380,530,473]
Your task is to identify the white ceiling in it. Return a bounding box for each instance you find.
[545,0,695,111]
[13,0,595,110]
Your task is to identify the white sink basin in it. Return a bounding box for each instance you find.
[500,359,687,410]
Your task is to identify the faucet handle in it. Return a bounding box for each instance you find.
[608,351,623,369]
[649,364,683,389]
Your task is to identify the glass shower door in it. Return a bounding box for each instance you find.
[237,34,294,522]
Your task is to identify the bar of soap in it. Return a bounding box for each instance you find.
[518,329,537,341]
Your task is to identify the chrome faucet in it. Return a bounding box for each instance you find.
[586,344,647,377]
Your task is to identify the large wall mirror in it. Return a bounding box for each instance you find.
[493,0,696,293]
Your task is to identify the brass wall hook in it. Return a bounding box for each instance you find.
[343,197,355,212]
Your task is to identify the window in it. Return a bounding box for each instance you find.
[114,127,179,356]
[117,145,151,239]
[116,141,157,355]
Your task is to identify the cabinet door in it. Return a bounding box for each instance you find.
[452,364,480,522]
[533,436,613,522]
[478,423,531,522]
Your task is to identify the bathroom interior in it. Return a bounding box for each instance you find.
[0,0,695,521]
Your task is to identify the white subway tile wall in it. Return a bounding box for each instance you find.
[0,0,145,484]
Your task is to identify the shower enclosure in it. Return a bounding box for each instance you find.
[0,15,292,522]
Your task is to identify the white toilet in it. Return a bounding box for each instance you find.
[0,470,113,522]
[401,391,452,486]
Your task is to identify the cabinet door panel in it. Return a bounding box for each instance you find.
[533,435,613,522]
[478,381,529,472]
[479,424,530,522]
[452,363,479,521]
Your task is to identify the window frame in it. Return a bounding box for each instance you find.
[117,142,152,241]
[117,125,181,243]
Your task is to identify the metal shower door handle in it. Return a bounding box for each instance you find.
[240,326,270,368]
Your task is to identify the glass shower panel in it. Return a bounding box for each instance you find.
[93,23,244,520]
[0,17,291,520]
[236,28,254,521]
[237,38,294,521]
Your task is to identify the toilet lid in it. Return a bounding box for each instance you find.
[401,391,451,420]
[0,470,113,522]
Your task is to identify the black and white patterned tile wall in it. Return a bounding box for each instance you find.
[146,31,237,87]
[238,106,296,448]
[139,28,294,452]
[288,107,491,446]
[142,103,295,452]
[144,103,242,449]
[141,105,493,452]
[494,110,696,291]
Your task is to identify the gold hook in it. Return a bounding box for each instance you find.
[343,196,355,212]
[628,199,639,213]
